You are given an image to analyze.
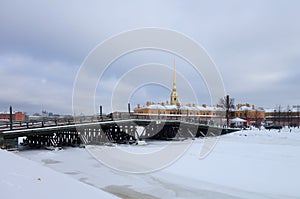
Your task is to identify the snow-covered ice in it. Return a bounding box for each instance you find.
[0,149,119,199]
[4,127,300,199]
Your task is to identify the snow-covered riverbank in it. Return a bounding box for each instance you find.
[0,149,119,199]
[3,127,300,199]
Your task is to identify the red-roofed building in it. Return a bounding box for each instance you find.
[0,112,26,122]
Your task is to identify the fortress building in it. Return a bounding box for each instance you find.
[133,60,265,126]
[133,60,221,123]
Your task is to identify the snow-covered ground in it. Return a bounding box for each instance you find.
[3,127,300,199]
[0,149,119,199]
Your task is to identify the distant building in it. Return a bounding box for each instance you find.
[133,60,266,126]
[133,60,223,124]
[232,104,265,126]
[0,111,26,122]
[265,106,300,127]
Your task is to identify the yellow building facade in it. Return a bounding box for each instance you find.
[133,61,265,126]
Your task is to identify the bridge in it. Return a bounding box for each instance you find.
[0,116,239,150]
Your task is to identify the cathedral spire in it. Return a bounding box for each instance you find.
[170,59,179,105]
[172,58,176,92]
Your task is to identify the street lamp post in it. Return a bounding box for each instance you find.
[288,109,291,128]
[298,106,300,128]
[278,105,281,126]
[274,110,277,125]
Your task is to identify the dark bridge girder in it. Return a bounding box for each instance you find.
[0,119,239,149]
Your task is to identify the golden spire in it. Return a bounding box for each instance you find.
[172,58,176,92]
[170,58,179,105]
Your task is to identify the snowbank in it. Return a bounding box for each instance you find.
[161,127,300,198]
[15,127,300,199]
[0,149,119,199]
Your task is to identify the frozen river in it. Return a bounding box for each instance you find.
[4,127,300,199]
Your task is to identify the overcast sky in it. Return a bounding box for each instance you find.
[1,0,299,114]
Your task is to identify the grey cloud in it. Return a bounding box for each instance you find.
[0,0,299,113]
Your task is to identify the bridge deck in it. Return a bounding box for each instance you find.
[0,119,239,149]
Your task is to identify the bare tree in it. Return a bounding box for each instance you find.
[254,109,261,127]
[220,95,235,127]
[278,105,281,126]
